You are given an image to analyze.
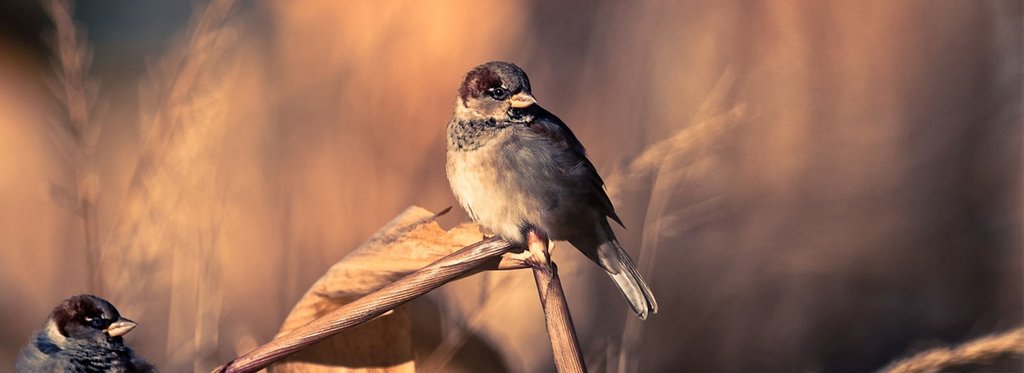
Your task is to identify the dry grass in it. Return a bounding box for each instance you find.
[100,0,236,311]
[41,0,102,291]
[605,67,745,373]
[881,328,1024,373]
[110,0,237,370]
[39,0,238,370]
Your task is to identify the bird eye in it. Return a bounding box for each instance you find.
[84,316,106,328]
[488,87,508,100]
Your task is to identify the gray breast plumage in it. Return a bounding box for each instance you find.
[446,118,596,244]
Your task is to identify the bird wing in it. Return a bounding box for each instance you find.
[526,107,624,227]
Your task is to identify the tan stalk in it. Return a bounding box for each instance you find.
[42,0,102,292]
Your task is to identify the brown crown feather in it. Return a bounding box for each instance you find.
[458,65,503,102]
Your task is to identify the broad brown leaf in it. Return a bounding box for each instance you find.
[269,206,486,372]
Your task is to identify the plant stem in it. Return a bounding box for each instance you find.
[527,230,587,373]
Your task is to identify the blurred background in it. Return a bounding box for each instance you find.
[0,0,1020,372]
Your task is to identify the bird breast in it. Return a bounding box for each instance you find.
[446,126,593,244]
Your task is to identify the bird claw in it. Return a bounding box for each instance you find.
[507,249,534,262]
[521,230,552,268]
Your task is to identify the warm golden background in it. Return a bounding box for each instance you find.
[0,0,1020,372]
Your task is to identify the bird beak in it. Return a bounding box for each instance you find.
[509,93,536,108]
[105,318,138,337]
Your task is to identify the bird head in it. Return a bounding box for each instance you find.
[456,61,538,123]
[49,294,137,344]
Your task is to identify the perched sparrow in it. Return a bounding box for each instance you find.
[446,61,658,319]
[16,294,155,372]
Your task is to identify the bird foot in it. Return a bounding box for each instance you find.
[519,230,551,269]
[506,248,535,263]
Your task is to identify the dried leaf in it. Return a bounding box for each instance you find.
[269,206,487,372]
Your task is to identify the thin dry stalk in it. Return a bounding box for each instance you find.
[880,328,1024,373]
[214,237,526,373]
[160,55,232,372]
[99,0,237,321]
[42,0,103,292]
[526,231,587,373]
[612,68,742,373]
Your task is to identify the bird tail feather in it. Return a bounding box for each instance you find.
[597,239,659,319]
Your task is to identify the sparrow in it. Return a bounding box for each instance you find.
[445,61,658,319]
[16,294,156,372]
